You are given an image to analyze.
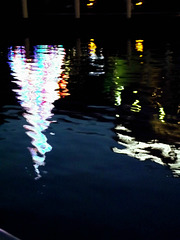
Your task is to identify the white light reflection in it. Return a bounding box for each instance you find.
[113,126,180,177]
[115,86,124,106]
[88,39,105,76]
[8,45,68,179]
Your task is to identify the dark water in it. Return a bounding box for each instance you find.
[0,31,180,240]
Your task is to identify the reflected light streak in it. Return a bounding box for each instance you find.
[87,0,96,8]
[135,2,143,6]
[88,39,105,76]
[131,99,141,112]
[113,125,180,177]
[115,86,124,106]
[135,40,144,53]
[87,3,94,7]
[88,39,97,57]
[8,45,69,179]
[159,107,166,123]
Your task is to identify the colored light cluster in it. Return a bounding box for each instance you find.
[8,45,69,179]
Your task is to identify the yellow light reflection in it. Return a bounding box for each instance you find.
[8,45,70,179]
[159,107,166,123]
[133,90,138,94]
[88,39,97,56]
[131,99,141,112]
[135,40,144,53]
[87,3,94,7]
[135,2,143,6]
[87,0,96,7]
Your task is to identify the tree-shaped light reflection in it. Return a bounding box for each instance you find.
[8,45,69,179]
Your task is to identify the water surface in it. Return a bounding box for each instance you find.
[0,35,180,240]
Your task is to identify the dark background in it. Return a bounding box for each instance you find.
[2,0,180,18]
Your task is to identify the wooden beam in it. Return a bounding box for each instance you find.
[75,0,80,19]
[126,0,132,19]
[22,0,28,18]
